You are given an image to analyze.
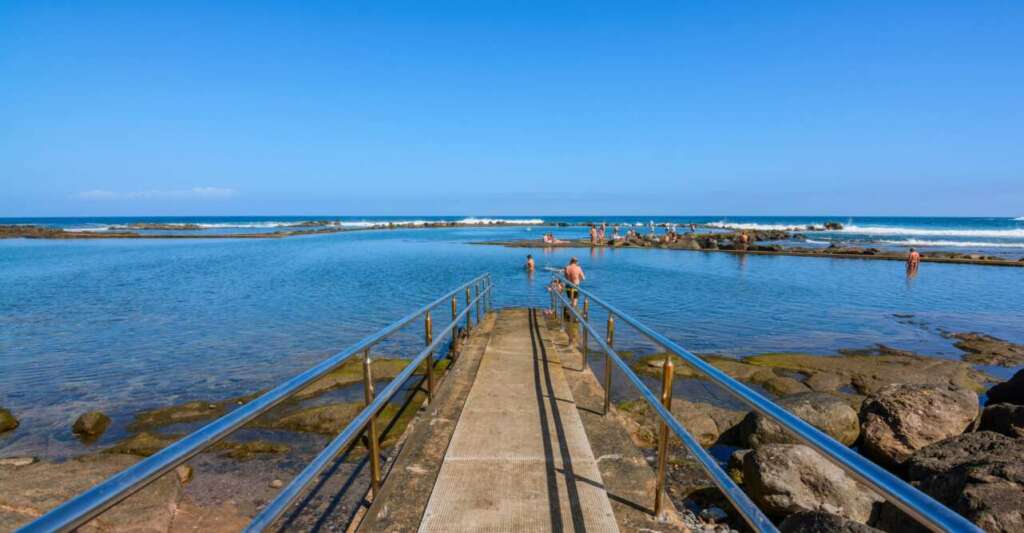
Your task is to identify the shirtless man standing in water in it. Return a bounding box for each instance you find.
[564,257,585,306]
[525,254,535,272]
[907,247,921,274]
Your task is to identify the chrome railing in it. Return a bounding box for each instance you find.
[20,274,494,533]
[551,287,777,532]
[552,274,981,533]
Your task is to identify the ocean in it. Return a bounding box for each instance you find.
[1,216,1022,458]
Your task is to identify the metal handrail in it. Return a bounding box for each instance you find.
[20,274,493,533]
[246,281,493,531]
[553,275,981,533]
[552,289,777,532]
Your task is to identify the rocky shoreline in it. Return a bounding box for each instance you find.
[3,330,1022,531]
[0,220,551,240]
[0,354,451,531]
[480,230,1024,267]
[616,334,1024,532]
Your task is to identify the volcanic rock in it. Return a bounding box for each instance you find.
[859,384,979,468]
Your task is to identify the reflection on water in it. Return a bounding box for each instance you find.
[1,225,1022,457]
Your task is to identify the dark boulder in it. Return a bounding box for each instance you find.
[986,369,1024,405]
[978,403,1024,439]
[878,431,1024,533]
[824,221,844,230]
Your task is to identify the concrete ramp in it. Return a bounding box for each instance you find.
[419,308,619,532]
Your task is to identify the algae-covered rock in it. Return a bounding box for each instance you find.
[105,432,288,461]
[762,376,811,396]
[743,351,989,396]
[0,408,18,433]
[739,393,860,448]
[859,383,978,468]
[73,411,111,439]
[263,403,363,435]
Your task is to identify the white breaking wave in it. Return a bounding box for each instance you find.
[706,221,816,231]
[457,217,544,225]
[840,225,1024,239]
[1014,217,1024,221]
[64,226,113,232]
[877,239,1024,249]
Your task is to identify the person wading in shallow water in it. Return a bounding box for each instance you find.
[907,247,921,275]
[525,254,535,272]
[564,257,585,307]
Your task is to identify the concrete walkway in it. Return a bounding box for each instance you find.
[419,309,619,532]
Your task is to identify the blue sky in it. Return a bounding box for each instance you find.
[2,1,1022,216]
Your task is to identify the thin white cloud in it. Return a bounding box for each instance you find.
[77,187,237,200]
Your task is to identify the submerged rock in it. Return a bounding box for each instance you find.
[859,383,979,468]
[0,408,18,433]
[779,510,883,533]
[73,411,111,439]
[986,369,1024,405]
[978,403,1024,439]
[738,393,860,448]
[742,444,882,523]
[948,332,1024,367]
[878,432,1024,533]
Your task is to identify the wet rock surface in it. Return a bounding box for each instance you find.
[742,444,883,523]
[986,369,1024,405]
[738,392,860,448]
[73,411,112,439]
[978,403,1024,438]
[879,431,1024,533]
[859,383,979,468]
[947,332,1024,367]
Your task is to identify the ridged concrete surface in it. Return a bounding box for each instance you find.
[419,309,619,532]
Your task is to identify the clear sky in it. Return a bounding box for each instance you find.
[2,1,1022,217]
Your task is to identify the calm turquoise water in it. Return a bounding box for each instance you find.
[1,223,1022,457]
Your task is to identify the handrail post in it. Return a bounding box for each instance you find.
[475,282,481,324]
[655,356,674,517]
[604,314,615,415]
[581,297,590,370]
[362,349,381,497]
[425,311,434,402]
[450,295,460,359]
[465,287,472,331]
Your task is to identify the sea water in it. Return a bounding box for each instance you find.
[1,218,1022,457]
